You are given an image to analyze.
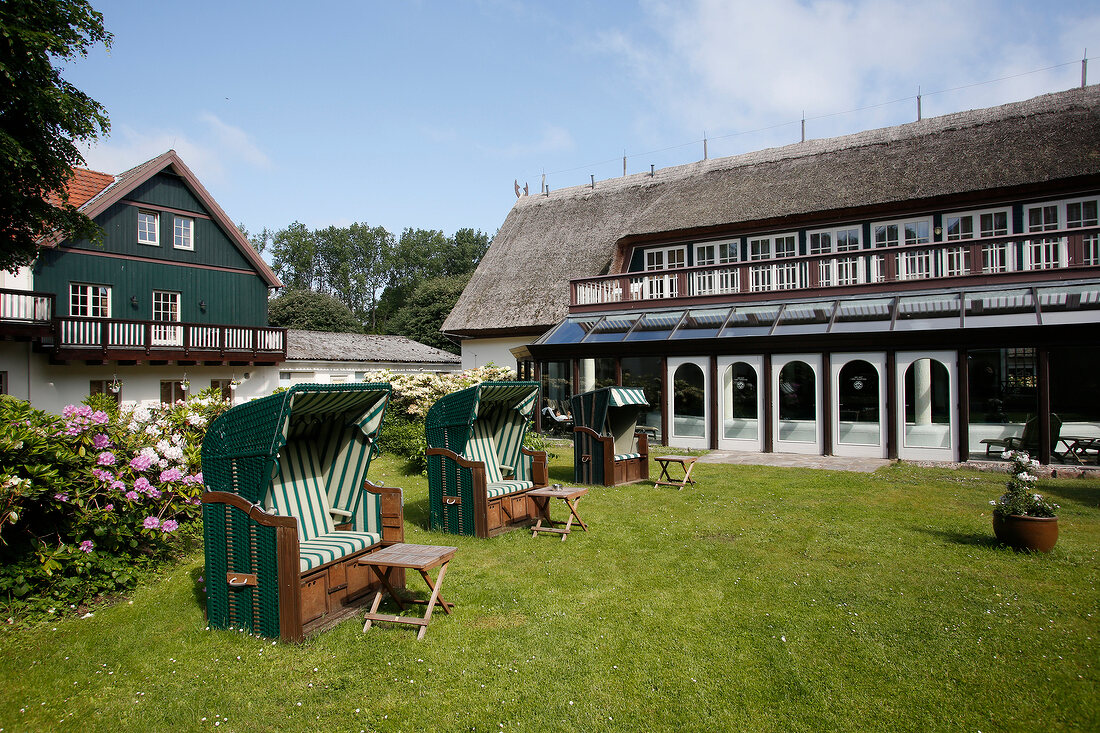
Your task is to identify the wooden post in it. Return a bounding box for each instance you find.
[762,354,773,453]
[958,350,970,463]
[886,351,898,459]
[821,353,832,456]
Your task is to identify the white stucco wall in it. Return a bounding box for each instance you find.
[459,337,529,371]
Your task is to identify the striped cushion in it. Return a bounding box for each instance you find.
[614,453,642,461]
[486,480,533,499]
[298,531,381,572]
[465,419,504,483]
[269,442,334,541]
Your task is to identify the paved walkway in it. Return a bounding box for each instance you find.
[696,450,893,473]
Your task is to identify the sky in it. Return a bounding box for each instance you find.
[65,0,1100,243]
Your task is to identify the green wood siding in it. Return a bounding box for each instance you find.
[34,251,270,326]
[61,172,255,271]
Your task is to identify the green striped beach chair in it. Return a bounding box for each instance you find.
[426,381,549,538]
[572,386,651,486]
[202,383,404,641]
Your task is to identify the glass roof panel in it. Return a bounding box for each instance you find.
[894,293,960,331]
[772,301,835,335]
[540,316,602,345]
[721,305,781,336]
[584,314,639,343]
[625,311,683,341]
[1037,282,1100,326]
[671,308,730,340]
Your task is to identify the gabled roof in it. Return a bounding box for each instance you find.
[443,85,1100,337]
[45,150,282,288]
[286,329,461,365]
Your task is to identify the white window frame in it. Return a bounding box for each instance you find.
[1023,201,1067,271]
[747,233,800,291]
[639,245,687,299]
[693,238,741,296]
[941,206,1012,275]
[940,206,1011,241]
[138,210,159,246]
[807,225,863,287]
[152,290,182,346]
[872,216,932,249]
[173,216,194,250]
[69,283,111,318]
[1065,195,1100,266]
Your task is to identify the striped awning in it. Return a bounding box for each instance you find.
[287,384,390,438]
[474,382,539,419]
[607,387,648,407]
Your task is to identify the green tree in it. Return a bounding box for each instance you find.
[0,0,112,273]
[385,274,470,353]
[346,222,393,330]
[268,222,317,290]
[267,289,361,333]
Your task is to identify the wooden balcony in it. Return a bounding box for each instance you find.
[50,317,287,364]
[0,288,55,340]
[570,227,1100,312]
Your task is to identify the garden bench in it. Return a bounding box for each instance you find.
[202,384,404,641]
[572,386,651,486]
[426,381,549,538]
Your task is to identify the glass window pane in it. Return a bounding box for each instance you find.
[838,360,879,446]
[585,314,638,342]
[542,317,602,344]
[722,305,780,336]
[672,363,705,438]
[627,311,683,341]
[903,359,951,448]
[622,357,662,439]
[778,361,816,442]
[672,308,729,340]
[967,348,1038,460]
[723,362,759,441]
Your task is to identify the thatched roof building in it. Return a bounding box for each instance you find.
[443,85,1100,341]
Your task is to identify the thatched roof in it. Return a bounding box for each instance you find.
[444,85,1100,337]
[286,329,460,365]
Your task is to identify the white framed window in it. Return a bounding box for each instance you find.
[941,206,1011,274]
[747,233,801,291]
[138,210,159,245]
[173,216,194,250]
[152,290,181,346]
[693,239,741,296]
[640,245,686,299]
[69,283,111,318]
[872,217,931,248]
[808,225,863,287]
[330,373,349,384]
[1065,195,1100,266]
[1024,201,1066,270]
[747,233,797,261]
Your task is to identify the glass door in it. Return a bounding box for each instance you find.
[667,357,709,449]
[772,354,823,454]
[832,353,886,458]
[896,350,958,460]
[152,290,182,346]
[717,356,763,451]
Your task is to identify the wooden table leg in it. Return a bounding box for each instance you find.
[679,461,696,489]
[530,496,550,537]
[416,560,450,640]
[563,497,587,534]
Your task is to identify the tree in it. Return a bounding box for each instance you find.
[267,289,361,333]
[268,222,317,290]
[385,274,470,353]
[0,0,112,273]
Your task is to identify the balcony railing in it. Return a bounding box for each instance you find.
[571,227,1100,309]
[0,288,54,323]
[54,316,286,361]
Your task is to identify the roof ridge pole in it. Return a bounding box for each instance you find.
[541,171,546,194]
[623,150,627,177]
[1083,48,1088,88]
[703,130,708,161]
[801,111,805,143]
[590,174,595,189]
[917,86,922,121]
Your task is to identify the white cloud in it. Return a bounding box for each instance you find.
[601,0,1098,152]
[77,114,271,180]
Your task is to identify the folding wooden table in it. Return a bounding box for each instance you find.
[360,543,456,640]
[653,455,698,489]
[527,486,589,541]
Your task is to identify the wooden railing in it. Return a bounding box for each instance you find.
[571,227,1100,309]
[54,316,286,359]
[0,288,54,323]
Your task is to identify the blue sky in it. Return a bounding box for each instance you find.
[66,0,1100,242]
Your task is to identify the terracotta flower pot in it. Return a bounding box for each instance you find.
[993,513,1058,553]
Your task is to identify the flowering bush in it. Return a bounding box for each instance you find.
[362,364,519,471]
[0,389,231,614]
[990,450,1059,519]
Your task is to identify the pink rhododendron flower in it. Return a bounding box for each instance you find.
[96,451,116,466]
[161,520,179,532]
[159,468,183,483]
[111,480,125,491]
[91,468,112,482]
[134,477,151,493]
[125,491,140,501]
[143,516,160,529]
[104,504,114,511]
[54,493,69,502]
[129,454,154,471]
[147,488,162,499]
[91,411,109,424]
[79,540,94,553]
[92,434,110,448]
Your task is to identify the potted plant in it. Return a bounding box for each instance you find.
[990,450,1059,552]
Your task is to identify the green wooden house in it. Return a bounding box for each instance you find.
[0,150,285,411]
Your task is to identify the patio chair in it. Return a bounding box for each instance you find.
[572,386,650,486]
[201,383,404,641]
[426,381,549,538]
[981,413,1063,457]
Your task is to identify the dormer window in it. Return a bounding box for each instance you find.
[174,216,194,250]
[138,210,159,245]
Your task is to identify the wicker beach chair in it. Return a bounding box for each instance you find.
[426,381,548,538]
[572,386,650,486]
[201,383,404,641]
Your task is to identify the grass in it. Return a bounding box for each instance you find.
[0,451,1097,732]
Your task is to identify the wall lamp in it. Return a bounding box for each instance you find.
[130,296,138,307]
[199,300,207,312]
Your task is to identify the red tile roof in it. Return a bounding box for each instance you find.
[48,167,116,209]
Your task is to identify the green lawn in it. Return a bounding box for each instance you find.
[1,452,1097,732]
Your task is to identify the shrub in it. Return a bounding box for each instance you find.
[0,389,230,616]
